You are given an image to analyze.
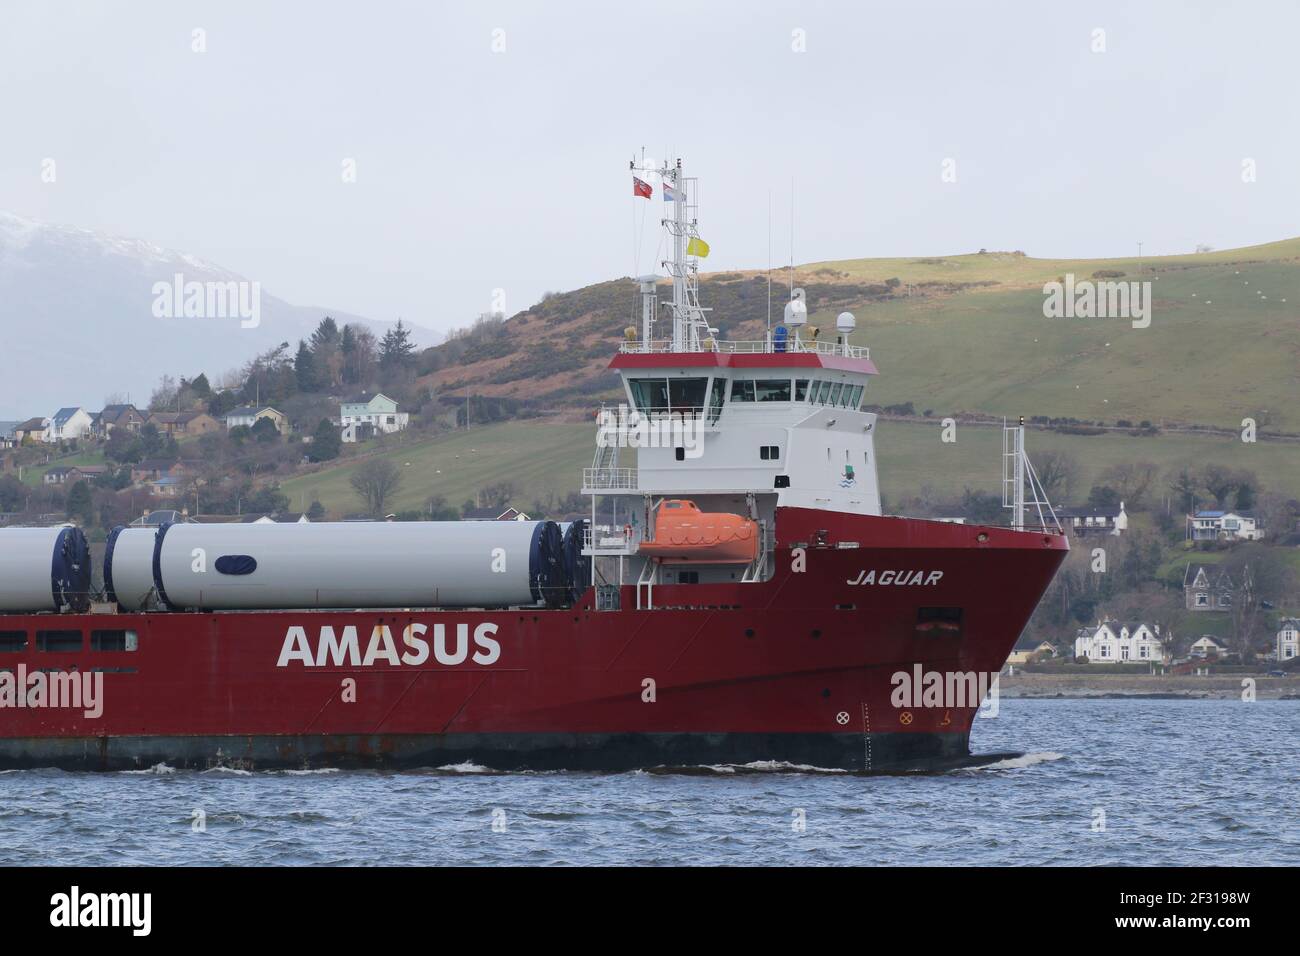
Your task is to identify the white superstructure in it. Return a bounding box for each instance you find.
[582,156,881,604]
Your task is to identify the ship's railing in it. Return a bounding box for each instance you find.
[582,466,639,490]
[619,338,869,360]
[599,405,706,419]
[583,523,642,555]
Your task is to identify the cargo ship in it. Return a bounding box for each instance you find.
[0,157,1068,772]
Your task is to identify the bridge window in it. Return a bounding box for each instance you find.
[813,381,831,404]
[628,378,669,413]
[755,380,791,402]
[828,383,843,405]
[707,378,725,422]
[795,379,810,401]
[668,377,708,412]
[848,385,864,408]
[730,380,756,402]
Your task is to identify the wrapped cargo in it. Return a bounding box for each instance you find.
[104,526,159,611]
[146,520,568,611]
[0,526,92,613]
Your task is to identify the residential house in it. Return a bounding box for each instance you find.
[1055,501,1128,536]
[13,417,48,443]
[43,466,74,486]
[1006,637,1056,665]
[1277,619,1299,663]
[340,393,409,443]
[1074,620,1166,663]
[67,465,109,483]
[1187,509,1263,542]
[463,506,532,521]
[151,475,186,497]
[148,410,221,437]
[44,407,94,443]
[43,464,103,487]
[224,406,287,435]
[235,512,311,524]
[130,458,192,485]
[0,422,19,449]
[1183,563,1234,612]
[1188,635,1228,659]
[96,404,146,438]
[130,509,192,527]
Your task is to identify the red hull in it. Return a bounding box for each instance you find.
[0,508,1067,771]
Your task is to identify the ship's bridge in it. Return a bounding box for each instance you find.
[585,334,882,518]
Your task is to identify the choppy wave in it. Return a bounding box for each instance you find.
[649,760,850,775]
[973,751,1065,771]
[433,761,493,774]
[279,768,341,776]
[0,700,1295,866]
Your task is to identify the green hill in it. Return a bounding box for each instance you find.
[279,421,601,517]
[289,236,1299,518]
[418,237,1300,431]
[283,417,1300,520]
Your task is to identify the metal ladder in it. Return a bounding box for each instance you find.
[635,559,658,610]
[741,519,772,583]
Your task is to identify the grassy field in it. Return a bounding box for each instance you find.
[807,236,1300,287]
[280,417,1300,520]
[800,257,1300,430]
[278,422,602,517]
[19,448,108,487]
[875,419,1300,504]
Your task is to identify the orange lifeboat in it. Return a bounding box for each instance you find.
[638,500,759,564]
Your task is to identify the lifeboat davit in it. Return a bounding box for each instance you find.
[638,500,759,564]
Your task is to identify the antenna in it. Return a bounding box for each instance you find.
[767,190,772,333]
[789,177,794,299]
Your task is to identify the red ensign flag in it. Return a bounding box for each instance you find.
[632,176,653,199]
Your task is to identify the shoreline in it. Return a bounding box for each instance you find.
[997,673,1300,700]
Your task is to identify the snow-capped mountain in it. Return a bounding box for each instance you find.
[0,212,417,419]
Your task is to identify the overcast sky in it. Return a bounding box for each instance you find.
[2,0,1296,334]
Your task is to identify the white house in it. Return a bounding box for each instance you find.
[1277,619,1299,663]
[340,393,409,443]
[44,407,93,442]
[1056,501,1129,537]
[1188,510,1263,541]
[1188,635,1227,659]
[224,406,287,435]
[1074,620,1166,663]
[463,506,532,522]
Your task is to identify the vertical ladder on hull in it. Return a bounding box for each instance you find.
[740,519,771,583]
[635,559,658,610]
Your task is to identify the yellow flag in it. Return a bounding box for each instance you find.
[687,236,710,258]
